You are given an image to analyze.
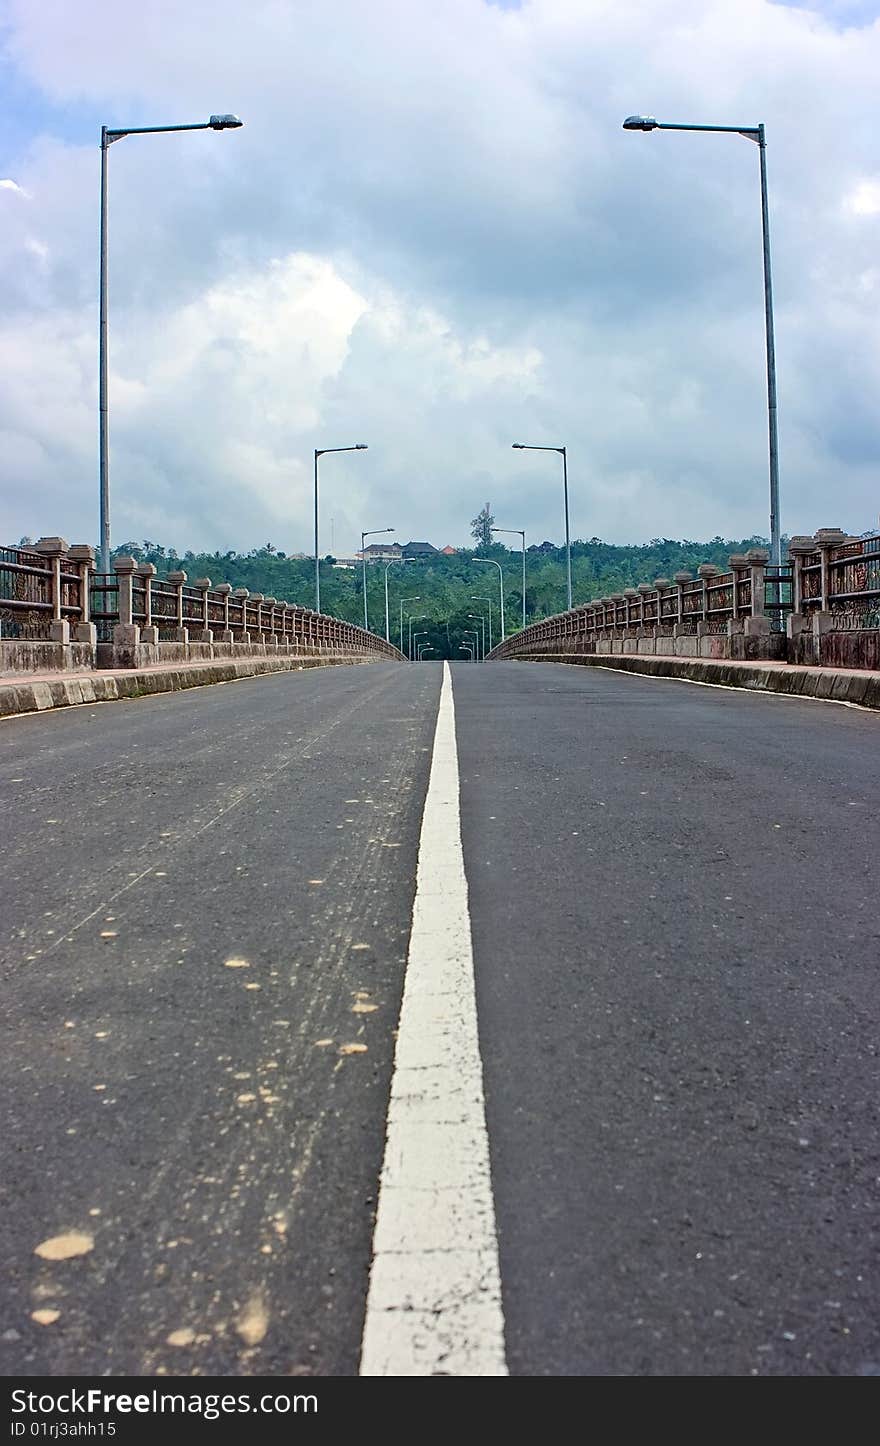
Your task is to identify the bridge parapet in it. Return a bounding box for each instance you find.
[1,541,403,672]
[488,530,880,672]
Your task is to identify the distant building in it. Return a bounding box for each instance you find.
[402,541,438,557]
[357,542,402,562]
[440,545,457,556]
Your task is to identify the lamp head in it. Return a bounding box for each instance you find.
[355,443,368,450]
[511,443,524,449]
[622,115,658,131]
[209,114,243,129]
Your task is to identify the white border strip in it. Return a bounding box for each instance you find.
[359,662,508,1376]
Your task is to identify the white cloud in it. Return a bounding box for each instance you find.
[846,179,880,215]
[1,0,879,555]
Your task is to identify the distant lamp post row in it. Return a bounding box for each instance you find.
[99,113,243,574]
[512,443,571,610]
[470,595,493,652]
[361,526,394,630]
[400,596,421,655]
[471,557,505,643]
[622,114,781,567]
[491,528,526,631]
[385,558,416,643]
[313,445,368,613]
[467,612,486,660]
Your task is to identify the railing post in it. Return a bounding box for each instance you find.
[111,554,140,662]
[813,528,846,612]
[673,571,692,624]
[697,564,718,626]
[250,594,264,644]
[264,597,277,646]
[786,537,814,617]
[167,569,188,643]
[136,562,158,642]
[215,583,233,642]
[743,548,770,642]
[112,555,136,627]
[727,556,748,622]
[636,583,652,650]
[233,588,249,644]
[68,544,97,644]
[191,578,212,643]
[34,537,70,643]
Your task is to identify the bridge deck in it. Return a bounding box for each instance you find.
[1,661,877,1376]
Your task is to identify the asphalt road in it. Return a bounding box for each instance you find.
[0,663,440,1376]
[453,662,880,1376]
[2,659,878,1376]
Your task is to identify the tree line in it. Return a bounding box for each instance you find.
[110,533,771,658]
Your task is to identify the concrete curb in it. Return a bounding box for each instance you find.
[509,653,880,710]
[0,654,379,720]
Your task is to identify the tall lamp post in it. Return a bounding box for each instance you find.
[314,444,367,613]
[417,645,434,662]
[459,644,474,661]
[384,558,415,644]
[467,613,486,661]
[491,527,526,631]
[469,595,493,653]
[360,527,395,631]
[400,596,421,655]
[99,113,243,574]
[462,629,479,662]
[411,629,428,663]
[512,444,571,609]
[622,114,781,567]
[472,557,505,642]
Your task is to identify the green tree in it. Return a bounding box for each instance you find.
[470,503,495,549]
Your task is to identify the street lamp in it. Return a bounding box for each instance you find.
[467,613,486,661]
[459,643,474,661]
[472,557,506,642]
[98,113,243,574]
[384,558,415,644]
[462,629,479,662]
[491,527,526,631]
[400,597,421,655]
[314,445,368,612]
[512,445,571,609]
[411,629,428,662]
[469,595,493,653]
[418,645,434,661]
[361,527,395,631]
[622,114,781,567]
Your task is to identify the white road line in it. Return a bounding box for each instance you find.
[359,662,508,1377]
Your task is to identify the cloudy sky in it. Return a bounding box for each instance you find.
[1,0,878,558]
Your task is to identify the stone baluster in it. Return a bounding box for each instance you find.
[68,544,97,644]
[34,537,70,643]
[250,594,264,641]
[233,588,249,644]
[215,583,233,642]
[813,528,847,612]
[673,571,692,625]
[193,578,213,643]
[136,562,158,642]
[743,548,770,639]
[264,597,277,645]
[166,570,188,643]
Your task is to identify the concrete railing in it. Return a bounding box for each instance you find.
[489,531,880,672]
[1,542,403,671]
